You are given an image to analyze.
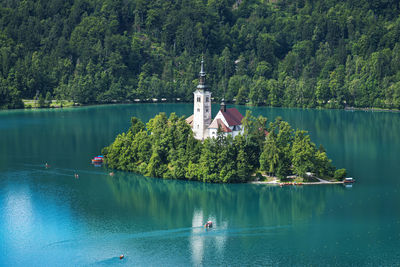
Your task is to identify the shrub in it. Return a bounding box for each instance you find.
[334,168,347,180]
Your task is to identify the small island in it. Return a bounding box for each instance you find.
[103,60,347,184]
[102,111,346,184]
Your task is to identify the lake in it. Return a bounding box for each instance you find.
[1,103,399,266]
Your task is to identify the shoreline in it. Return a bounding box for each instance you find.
[250,175,349,186]
[6,99,400,114]
[344,106,400,113]
[250,180,345,186]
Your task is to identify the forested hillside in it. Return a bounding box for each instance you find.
[1,0,400,109]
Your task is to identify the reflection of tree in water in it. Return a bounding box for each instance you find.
[106,171,345,228]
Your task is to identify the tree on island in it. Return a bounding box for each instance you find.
[291,130,316,179]
[102,111,346,183]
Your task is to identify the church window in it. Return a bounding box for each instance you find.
[197,97,201,102]
[206,97,209,102]
[197,108,200,112]
[206,108,209,113]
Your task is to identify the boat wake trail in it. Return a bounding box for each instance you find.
[121,224,292,240]
[92,256,127,266]
[19,163,110,178]
[43,239,77,248]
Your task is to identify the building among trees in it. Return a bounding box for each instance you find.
[186,60,244,140]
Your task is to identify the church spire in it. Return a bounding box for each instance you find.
[200,56,205,75]
[220,98,226,112]
[197,57,207,90]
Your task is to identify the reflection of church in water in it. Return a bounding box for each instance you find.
[186,59,244,140]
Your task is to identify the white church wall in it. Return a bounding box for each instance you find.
[193,90,212,140]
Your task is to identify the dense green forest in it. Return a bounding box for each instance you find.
[1,0,400,109]
[102,112,345,183]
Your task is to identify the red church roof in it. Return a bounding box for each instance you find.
[209,119,232,133]
[221,108,243,126]
[259,127,269,136]
[185,114,194,126]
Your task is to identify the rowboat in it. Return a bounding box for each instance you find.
[92,155,104,164]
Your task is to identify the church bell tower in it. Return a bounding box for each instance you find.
[193,58,212,140]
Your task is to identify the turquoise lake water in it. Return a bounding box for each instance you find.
[0,103,399,266]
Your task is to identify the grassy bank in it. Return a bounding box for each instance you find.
[22,99,76,109]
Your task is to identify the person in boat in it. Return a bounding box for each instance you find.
[204,221,213,228]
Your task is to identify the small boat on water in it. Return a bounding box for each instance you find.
[344,177,355,183]
[92,155,104,164]
[205,221,213,228]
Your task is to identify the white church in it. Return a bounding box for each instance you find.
[186,59,244,140]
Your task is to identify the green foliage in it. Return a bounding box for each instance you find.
[104,111,344,183]
[334,168,347,181]
[259,116,346,180]
[38,94,45,108]
[1,0,399,109]
[291,130,315,178]
[129,116,145,135]
[313,145,335,178]
[260,134,279,175]
[45,92,52,107]
[0,77,23,109]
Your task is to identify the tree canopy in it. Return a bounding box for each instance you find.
[1,0,399,109]
[102,111,345,182]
